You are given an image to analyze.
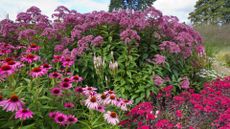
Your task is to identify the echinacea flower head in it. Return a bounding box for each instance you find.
[64,102,75,108]
[5,60,23,69]
[82,86,97,96]
[0,64,15,78]
[49,111,59,119]
[50,87,62,96]
[74,87,83,93]
[96,105,105,113]
[104,111,119,125]
[66,115,78,125]
[15,108,33,120]
[41,63,52,70]
[54,113,67,125]
[85,95,99,109]
[21,54,40,64]
[71,75,83,83]
[27,43,40,52]
[59,82,72,89]
[105,94,117,105]
[0,94,24,112]
[61,57,74,67]
[52,55,62,63]
[30,67,47,78]
[97,93,108,105]
[49,72,62,79]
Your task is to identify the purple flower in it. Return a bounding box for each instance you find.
[180,77,190,89]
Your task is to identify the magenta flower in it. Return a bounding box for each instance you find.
[49,72,62,79]
[5,60,23,69]
[153,54,166,65]
[82,86,97,96]
[104,111,119,125]
[96,105,105,113]
[54,113,67,125]
[64,102,75,108]
[21,54,40,64]
[50,87,62,96]
[59,82,72,89]
[61,57,74,67]
[41,63,52,70]
[30,67,47,78]
[0,95,24,112]
[27,43,40,52]
[71,75,83,83]
[66,115,78,125]
[0,64,15,78]
[97,93,108,105]
[15,108,33,120]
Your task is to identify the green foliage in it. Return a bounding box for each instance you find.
[189,0,230,24]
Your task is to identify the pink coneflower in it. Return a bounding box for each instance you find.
[104,90,115,96]
[52,55,62,63]
[49,111,59,119]
[96,105,105,113]
[62,77,72,83]
[105,94,117,105]
[97,93,108,105]
[104,111,119,125]
[49,72,62,79]
[66,115,78,125]
[50,87,62,96]
[27,43,40,52]
[85,95,99,109]
[41,63,52,70]
[71,75,83,83]
[82,86,97,96]
[59,82,72,89]
[0,64,15,78]
[119,99,132,111]
[64,102,75,108]
[74,87,83,93]
[61,57,74,67]
[0,95,24,112]
[6,60,23,69]
[15,108,33,120]
[21,54,40,64]
[30,67,47,78]
[54,113,67,125]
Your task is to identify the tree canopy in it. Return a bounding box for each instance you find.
[109,0,156,12]
[189,0,230,25]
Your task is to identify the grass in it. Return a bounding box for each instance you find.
[194,24,230,75]
[195,24,230,65]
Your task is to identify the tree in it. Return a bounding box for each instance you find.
[189,0,230,25]
[109,0,156,12]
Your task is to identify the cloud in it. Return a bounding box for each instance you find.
[0,0,110,20]
[154,0,197,23]
[0,0,197,23]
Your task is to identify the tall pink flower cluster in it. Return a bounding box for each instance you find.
[120,28,140,44]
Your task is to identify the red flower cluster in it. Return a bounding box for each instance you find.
[120,76,230,129]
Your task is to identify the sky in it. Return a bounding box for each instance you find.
[0,0,198,23]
